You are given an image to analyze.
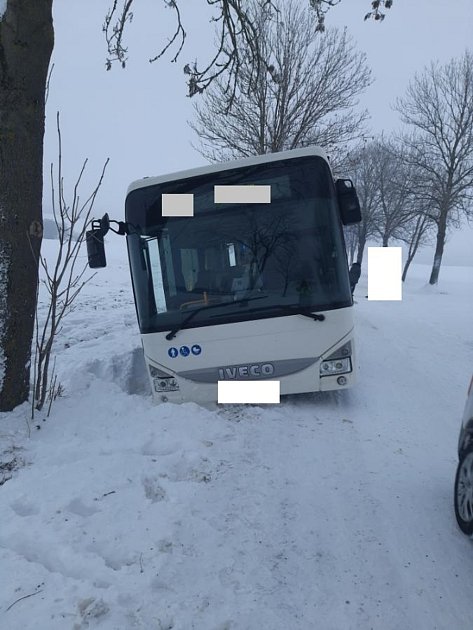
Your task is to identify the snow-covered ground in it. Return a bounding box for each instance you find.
[1,239,473,630]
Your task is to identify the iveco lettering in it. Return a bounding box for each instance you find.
[218,363,275,380]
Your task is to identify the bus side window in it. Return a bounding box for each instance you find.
[147,240,166,312]
[227,243,237,267]
[180,248,199,291]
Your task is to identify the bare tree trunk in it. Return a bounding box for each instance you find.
[0,1,54,411]
[349,242,356,266]
[429,212,447,285]
[402,214,429,281]
[402,257,411,283]
[356,230,367,265]
[402,245,418,282]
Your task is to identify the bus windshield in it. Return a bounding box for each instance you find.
[126,156,351,335]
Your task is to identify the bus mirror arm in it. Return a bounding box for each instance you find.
[86,213,137,269]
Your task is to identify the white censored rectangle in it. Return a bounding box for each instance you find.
[218,381,280,404]
[368,247,402,301]
[162,193,194,217]
[214,185,271,204]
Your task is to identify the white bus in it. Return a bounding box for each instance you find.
[88,146,361,404]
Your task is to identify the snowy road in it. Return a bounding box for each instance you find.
[1,242,472,629]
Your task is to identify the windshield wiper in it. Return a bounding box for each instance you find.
[165,295,268,340]
[244,304,326,321]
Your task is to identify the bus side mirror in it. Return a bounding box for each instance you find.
[336,179,361,225]
[86,213,111,268]
[86,229,107,268]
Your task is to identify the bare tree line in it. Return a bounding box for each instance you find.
[345,51,473,282]
[345,139,436,281]
[189,7,473,284]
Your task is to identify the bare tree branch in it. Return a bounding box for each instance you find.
[103,0,390,108]
[190,1,371,164]
[33,113,108,412]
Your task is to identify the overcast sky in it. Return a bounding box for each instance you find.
[44,0,473,267]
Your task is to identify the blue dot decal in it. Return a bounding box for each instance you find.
[168,347,178,358]
[179,345,190,357]
[191,344,202,356]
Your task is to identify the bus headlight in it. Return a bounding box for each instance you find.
[149,365,180,392]
[320,357,351,376]
[325,340,352,360]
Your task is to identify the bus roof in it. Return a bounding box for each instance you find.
[126,145,330,196]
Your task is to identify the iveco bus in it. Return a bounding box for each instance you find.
[87,146,361,404]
